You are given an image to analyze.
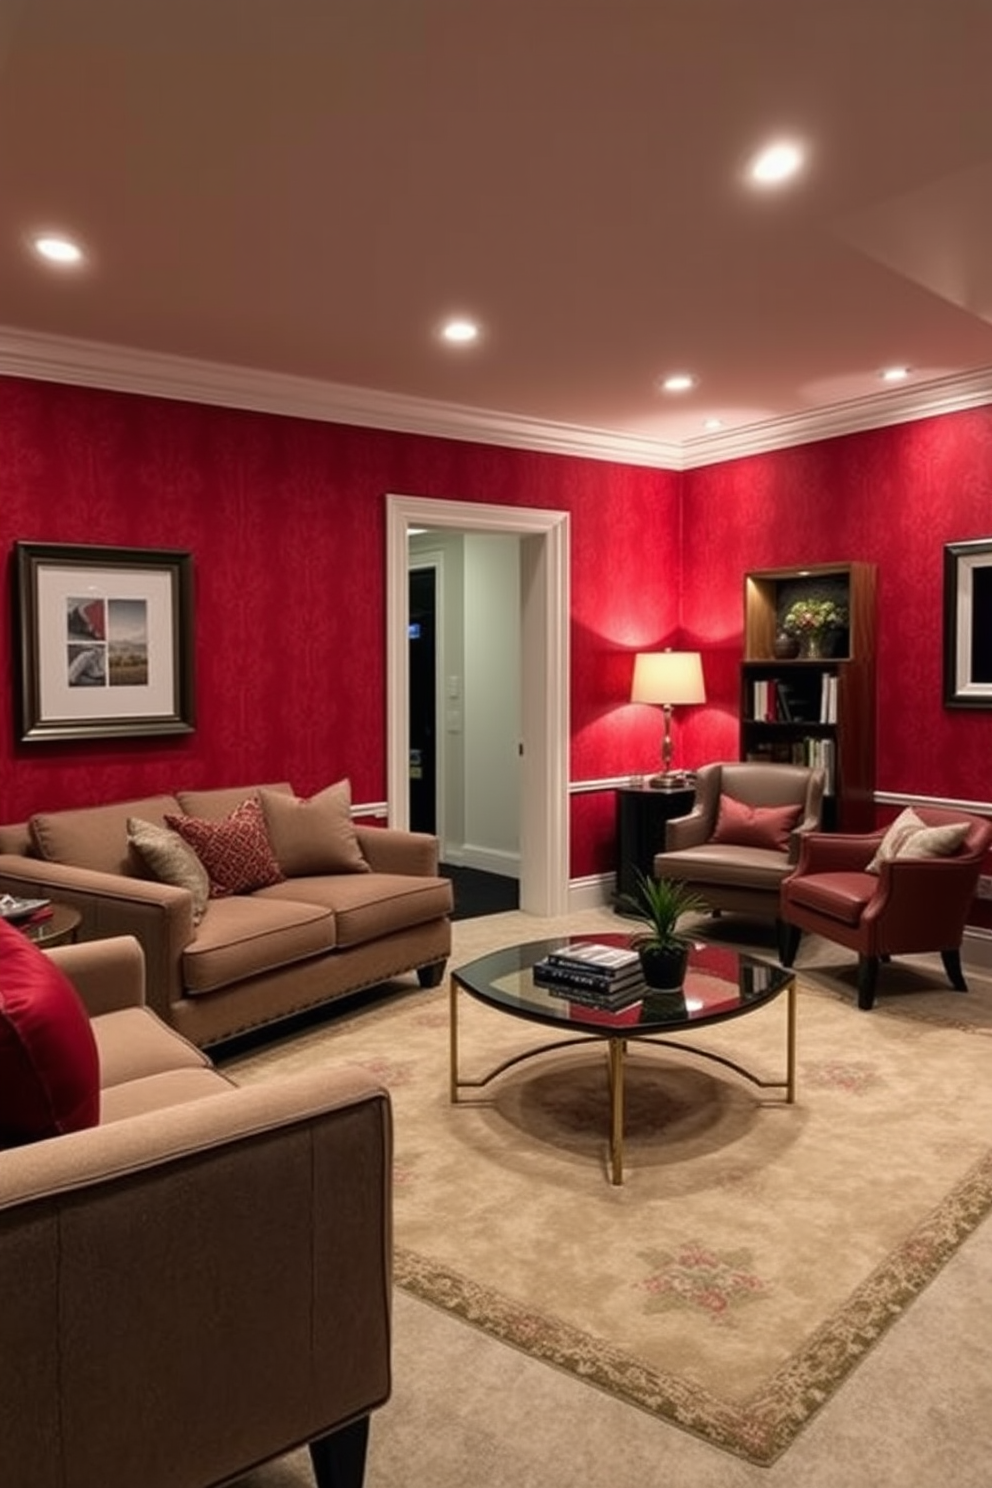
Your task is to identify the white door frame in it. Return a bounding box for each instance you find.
[386,494,570,917]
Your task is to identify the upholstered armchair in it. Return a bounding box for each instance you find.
[653,761,826,918]
[778,806,992,1009]
[0,931,392,1488]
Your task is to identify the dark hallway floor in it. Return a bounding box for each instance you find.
[439,864,519,920]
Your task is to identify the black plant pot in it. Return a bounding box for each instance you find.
[638,944,689,990]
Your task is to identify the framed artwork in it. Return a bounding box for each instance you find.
[943,537,992,708]
[14,542,195,741]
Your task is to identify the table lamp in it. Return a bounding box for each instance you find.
[630,649,706,788]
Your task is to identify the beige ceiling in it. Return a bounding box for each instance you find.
[2,0,992,467]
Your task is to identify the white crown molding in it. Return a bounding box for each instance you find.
[678,368,992,469]
[0,325,990,471]
[0,326,682,469]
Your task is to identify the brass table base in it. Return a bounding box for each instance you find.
[450,974,797,1186]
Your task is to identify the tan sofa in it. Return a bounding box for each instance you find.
[0,783,453,1047]
[0,934,391,1488]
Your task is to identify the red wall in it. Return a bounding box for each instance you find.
[679,406,992,806]
[0,376,681,877]
[2,375,990,884]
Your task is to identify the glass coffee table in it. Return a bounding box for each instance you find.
[450,934,796,1185]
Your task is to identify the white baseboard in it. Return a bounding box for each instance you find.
[568,874,616,913]
[454,844,520,878]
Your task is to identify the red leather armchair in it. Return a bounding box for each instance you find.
[778,807,992,1009]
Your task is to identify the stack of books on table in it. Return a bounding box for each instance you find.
[533,942,646,1009]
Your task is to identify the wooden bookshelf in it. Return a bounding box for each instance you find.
[740,563,877,831]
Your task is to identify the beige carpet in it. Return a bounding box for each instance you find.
[224,908,992,1468]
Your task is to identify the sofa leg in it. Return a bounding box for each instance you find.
[777,919,801,967]
[417,959,447,989]
[309,1415,370,1488]
[857,956,879,1010]
[940,948,968,992]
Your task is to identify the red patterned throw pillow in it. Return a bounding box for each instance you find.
[166,798,284,896]
[0,918,101,1148]
[711,794,802,852]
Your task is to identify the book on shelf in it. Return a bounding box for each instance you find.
[545,942,641,975]
[819,672,838,723]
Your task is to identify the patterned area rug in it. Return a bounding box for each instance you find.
[225,911,992,1466]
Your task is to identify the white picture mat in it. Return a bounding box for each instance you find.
[37,564,177,721]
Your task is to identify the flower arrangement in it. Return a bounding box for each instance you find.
[782,597,848,637]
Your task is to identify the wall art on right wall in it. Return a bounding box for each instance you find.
[943,537,992,708]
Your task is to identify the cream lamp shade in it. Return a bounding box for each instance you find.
[630,649,705,786]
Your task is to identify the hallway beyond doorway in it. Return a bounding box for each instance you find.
[440,864,520,920]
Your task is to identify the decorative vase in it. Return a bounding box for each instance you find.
[773,631,800,659]
[799,630,827,659]
[638,944,689,990]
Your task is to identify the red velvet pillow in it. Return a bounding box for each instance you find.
[165,797,284,896]
[0,919,100,1148]
[711,794,801,852]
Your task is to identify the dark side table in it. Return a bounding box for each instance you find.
[21,903,82,949]
[614,784,695,910]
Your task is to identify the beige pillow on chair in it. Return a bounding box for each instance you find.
[258,780,370,876]
[867,807,969,873]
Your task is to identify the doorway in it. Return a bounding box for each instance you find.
[408,565,437,834]
[387,495,570,918]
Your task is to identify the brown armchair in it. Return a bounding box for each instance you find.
[0,935,392,1488]
[653,761,826,918]
[778,807,992,1009]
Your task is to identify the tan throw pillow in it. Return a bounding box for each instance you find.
[127,817,211,923]
[165,798,285,897]
[259,780,370,876]
[866,808,926,873]
[867,808,969,873]
[892,821,970,861]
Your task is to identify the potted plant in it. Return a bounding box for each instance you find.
[614,870,705,988]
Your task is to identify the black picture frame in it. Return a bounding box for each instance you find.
[943,537,992,709]
[14,542,195,742]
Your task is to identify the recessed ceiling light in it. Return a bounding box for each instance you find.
[32,233,85,265]
[749,141,804,185]
[440,318,481,345]
[704,417,724,431]
[880,365,911,382]
[658,373,696,394]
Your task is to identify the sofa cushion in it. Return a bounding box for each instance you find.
[255,872,454,948]
[0,920,100,1147]
[100,1068,233,1124]
[655,844,793,890]
[180,896,337,995]
[259,780,370,876]
[29,795,183,875]
[711,794,801,852]
[93,1005,214,1089]
[175,783,293,821]
[784,871,876,926]
[166,799,285,897]
[866,807,970,873]
[127,817,211,922]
